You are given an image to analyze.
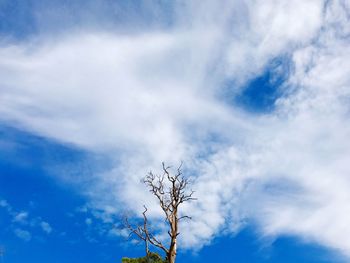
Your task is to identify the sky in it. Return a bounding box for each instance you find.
[0,0,350,262]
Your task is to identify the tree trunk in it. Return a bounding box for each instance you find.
[167,239,176,263]
[167,208,178,263]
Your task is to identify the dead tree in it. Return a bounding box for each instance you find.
[125,162,196,263]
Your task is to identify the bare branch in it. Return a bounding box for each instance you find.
[147,233,169,254]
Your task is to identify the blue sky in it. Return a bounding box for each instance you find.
[1,0,350,262]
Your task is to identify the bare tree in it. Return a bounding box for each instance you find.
[125,162,196,263]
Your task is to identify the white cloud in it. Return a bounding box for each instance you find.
[0,199,9,208]
[13,211,29,224]
[1,0,350,259]
[244,0,350,256]
[14,228,32,242]
[40,221,52,234]
[0,199,53,239]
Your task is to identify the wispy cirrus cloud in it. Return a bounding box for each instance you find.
[1,0,350,259]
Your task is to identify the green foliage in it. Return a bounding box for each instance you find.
[122,252,166,263]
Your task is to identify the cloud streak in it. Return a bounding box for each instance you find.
[1,0,350,259]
